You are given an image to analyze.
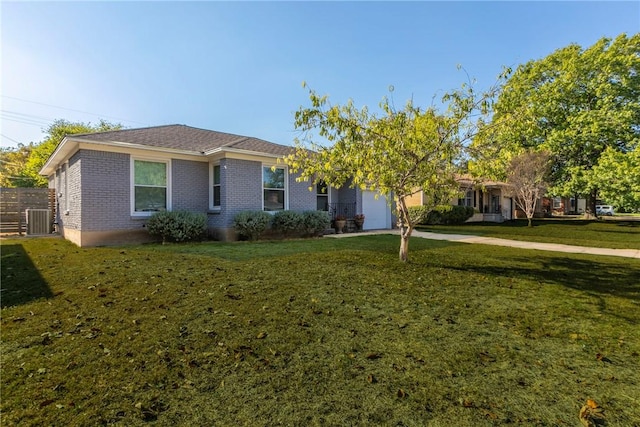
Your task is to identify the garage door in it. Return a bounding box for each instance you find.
[362,191,391,230]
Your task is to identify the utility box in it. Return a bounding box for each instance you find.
[26,209,51,235]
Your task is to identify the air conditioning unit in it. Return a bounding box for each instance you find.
[26,209,51,235]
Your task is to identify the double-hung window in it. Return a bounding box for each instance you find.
[263,166,286,211]
[459,190,473,207]
[211,164,221,209]
[133,159,169,214]
[316,180,329,211]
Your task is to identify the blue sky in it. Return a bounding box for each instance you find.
[1,1,638,149]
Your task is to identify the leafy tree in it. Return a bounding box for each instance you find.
[0,143,34,187]
[20,119,123,187]
[504,151,551,227]
[284,79,501,262]
[471,34,640,217]
[591,146,640,212]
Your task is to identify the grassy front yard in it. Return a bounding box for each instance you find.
[2,236,639,425]
[418,219,640,250]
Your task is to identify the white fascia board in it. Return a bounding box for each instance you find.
[39,138,207,176]
[39,137,77,177]
[41,138,287,176]
[72,138,203,157]
[204,147,284,162]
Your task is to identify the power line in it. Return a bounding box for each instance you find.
[1,133,23,145]
[1,110,51,127]
[1,95,149,126]
[2,109,55,122]
[1,116,47,128]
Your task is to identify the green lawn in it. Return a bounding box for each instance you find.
[417,218,640,250]
[2,236,639,426]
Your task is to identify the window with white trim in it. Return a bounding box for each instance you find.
[263,166,286,211]
[459,190,473,207]
[316,180,329,211]
[133,159,169,213]
[211,164,221,209]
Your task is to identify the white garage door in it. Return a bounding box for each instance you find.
[362,191,391,230]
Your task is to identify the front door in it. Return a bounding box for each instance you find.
[491,195,500,213]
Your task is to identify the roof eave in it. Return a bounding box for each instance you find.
[39,137,76,177]
[204,146,288,159]
[39,138,210,176]
[40,138,292,176]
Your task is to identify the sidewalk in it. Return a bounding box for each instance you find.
[327,229,640,259]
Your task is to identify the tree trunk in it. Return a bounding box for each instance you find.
[585,189,598,219]
[396,198,413,262]
[527,216,532,227]
[399,230,410,262]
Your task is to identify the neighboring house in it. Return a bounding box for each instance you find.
[543,196,587,215]
[40,125,393,247]
[405,175,515,222]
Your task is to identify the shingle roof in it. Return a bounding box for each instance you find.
[70,124,293,156]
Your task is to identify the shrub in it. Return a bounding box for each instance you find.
[407,206,430,225]
[233,210,272,241]
[301,210,330,236]
[412,205,475,225]
[147,210,207,243]
[441,205,474,224]
[272,210,304,236]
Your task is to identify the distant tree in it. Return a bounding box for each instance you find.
[0,143,34,187]
[284,77,501,262]
[470,34,640,218]
[22,119,123,187]
[590,146,640,212]
[504,151,551,227]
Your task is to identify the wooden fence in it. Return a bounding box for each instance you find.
[0,188,56,234]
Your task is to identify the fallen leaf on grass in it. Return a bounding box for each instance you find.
[461,399,474,408]
[478,351,496,363]
[256,332,267,339]
[367,374,377,383]
[579,399,605,427]
[570,333,588,340]
[595,353,612,363]
[366,353,382,360]
[397,389,407,398]
[40,399,55,408]
[484,411,498,420]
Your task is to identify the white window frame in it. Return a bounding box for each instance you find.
[131,157,171,216]
[316,180,330,211]
[209,163,222,210]
[262,164,288,212]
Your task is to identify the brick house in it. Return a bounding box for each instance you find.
[405,175,515,222]
[40,125,392,247]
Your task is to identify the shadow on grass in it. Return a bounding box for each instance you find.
[448,254,640,301]
[1,244,52,308]
[144,234,455,261]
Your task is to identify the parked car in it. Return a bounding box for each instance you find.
[596,205,615,216]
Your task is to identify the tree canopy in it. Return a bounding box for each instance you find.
[1,119,123,187]
[591,146,640,212]
[284,79,500,262]
[470,33,640,214]
[504,150,551,226]
[0,143,34,187]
